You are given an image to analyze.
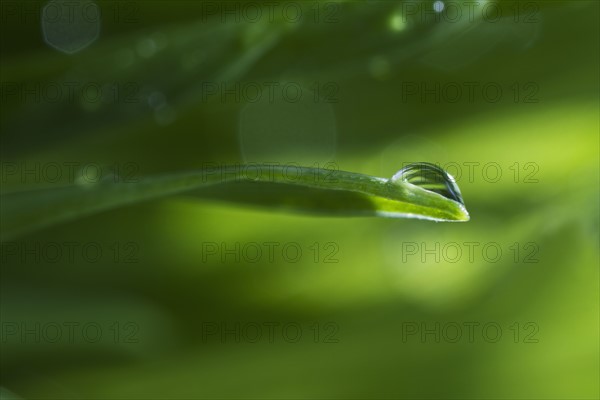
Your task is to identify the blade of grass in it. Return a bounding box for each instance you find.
[0,164,469,240]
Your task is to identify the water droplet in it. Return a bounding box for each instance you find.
[390,162,464,205]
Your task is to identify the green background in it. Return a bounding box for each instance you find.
[1,1,598,399]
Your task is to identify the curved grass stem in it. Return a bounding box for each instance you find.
[0,164,469,240]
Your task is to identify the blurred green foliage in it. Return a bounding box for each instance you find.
[1,1,598,399]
